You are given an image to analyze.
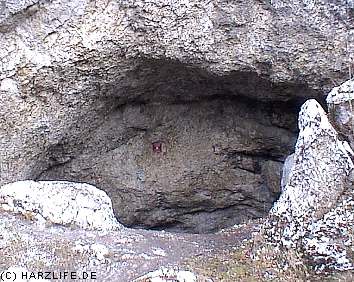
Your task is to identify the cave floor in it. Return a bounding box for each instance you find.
[0,211,259,281]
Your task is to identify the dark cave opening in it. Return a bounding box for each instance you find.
[36,58,324,233]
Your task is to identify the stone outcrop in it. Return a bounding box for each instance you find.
[327,80,354,149]
[265,89,354,270]
[0,180,122,231]
[134,268,197,282]
[1,0,353,232]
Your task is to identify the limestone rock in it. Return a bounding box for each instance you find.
[0,180,122,231]
[72,241,110,263]
[37,101,295,233]
[327,80,354,150]
[1,0,352,232]
[302,192,354,271]
[262,160,283,195]
[134,268,197,282]
[264,99,354,271]
[272,99,353,220]
[280,154,294,191]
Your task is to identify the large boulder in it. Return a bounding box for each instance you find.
[0,180,122,231]
[265,97,354,271]
[1,0,353,232]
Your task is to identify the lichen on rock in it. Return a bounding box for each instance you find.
[264,95,354,271]
[327,79,354,150]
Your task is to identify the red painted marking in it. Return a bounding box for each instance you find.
[152,141,163,153]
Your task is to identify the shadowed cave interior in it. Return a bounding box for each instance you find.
[35,59,321,233]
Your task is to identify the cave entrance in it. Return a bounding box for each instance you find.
[37,59,319,233]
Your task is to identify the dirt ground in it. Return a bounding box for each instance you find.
[0,211,259,281]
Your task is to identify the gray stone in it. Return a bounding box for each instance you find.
[0,180,122,231]
[280,154,294,191]
[264,98,354,271]
[37,101,295,233]
[134,268,197,282]
[1,0,352,232]
[262,160,283,195]
[327,80,354,150]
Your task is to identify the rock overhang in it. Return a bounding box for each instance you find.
[0,0,350,233]
[1,58,314,233]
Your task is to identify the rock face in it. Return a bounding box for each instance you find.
[37,100,295,233]
[0,180,122,231]
[265,96,354,271]
[280,153,294,191]
[327,80,354,149]
[0,0,353,232]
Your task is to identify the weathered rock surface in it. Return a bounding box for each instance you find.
[0,180,122,231]
[1,0,353,232]
[280,153,294,191]
[37,100,295,233]
[265,97,354,271]
[134,268,197,282]
[327,79,354,149]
